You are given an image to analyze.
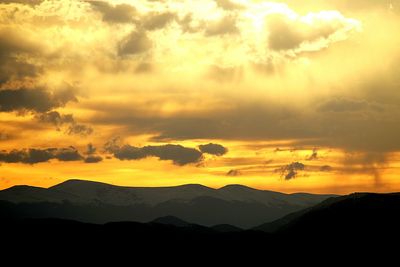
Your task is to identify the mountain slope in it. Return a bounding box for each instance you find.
[254,192,400,238]
[0,179,335,228]
[2,179,334,207]
[0,185,84,203]
[151,216,191,227]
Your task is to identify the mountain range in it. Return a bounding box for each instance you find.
[0,179,334,228]
[2,191,400,261]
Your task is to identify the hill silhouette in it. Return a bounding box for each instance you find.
[2,191,400,262]
[254,192,400,240]
[0,179,333,228]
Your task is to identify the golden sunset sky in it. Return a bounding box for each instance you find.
[0,0,399,194]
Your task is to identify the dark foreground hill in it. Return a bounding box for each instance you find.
[254,192,400,239]
[1,192,400,262]
[0,179,333,228]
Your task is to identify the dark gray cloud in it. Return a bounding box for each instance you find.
[279,162,305,180]
[86,143,96,155]
[35,111,93,136]
[266,14,344,51]
[104,136,123,154]
[67,123,93,136]
[104,139,228,166]
[118,31,152,56]
[267,15,303,51]
[90,93,400,154]
[0,58,40,85]
[199,143,228,156]
[143,12,177,30]
[0,28,43,85]
[89,1,136,24]
[0,87,77,113]
[35,111,74,128]
[54,147,83,161]
[0,146,83,164]
[83,144,102,163]
[92,102,313,142]
[110,144,203,166]
[84,155,103,163]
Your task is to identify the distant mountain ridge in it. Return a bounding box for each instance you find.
[2,179,335,206]
[0,179,336,228]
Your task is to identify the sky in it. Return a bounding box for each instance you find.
[0,0,399,194]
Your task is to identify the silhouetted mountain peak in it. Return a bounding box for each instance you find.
[50,179,113,190]
[173,184,213,191]
[2,185,44,192]
[219,184,256,191]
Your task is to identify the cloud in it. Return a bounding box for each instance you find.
[143,12,177,31]
[84,155,103,163]
[0,27,43,85]
[35,111,93,136]
[205,16,239,36]
[89,88,400,153]
[67,123,93,136]
[89,1,136,24]
[199,143,228,156]
[320,165,332,172]
[135,62,153,73]
[310,0,399,13]
[35,111,74,128]
[178,14,204,33]
[0,0,398,188]
[215,0,244,11]
[0,131,9,141]
[104,136,123,154]
[0,87,77,113]
[266,11,361,53]
[83,143,102,163]
[110,144,203,166]
[92,102,308,142]
[86,143,96,155]
[0,146,83,164]
[54,147,83,161]
[341,152,389,187]
[226,169,241,176]
[118,31,152,56]
[0,0,43,5]
[208,65,243,82]
[306,148,318,161]
[318,98,383,113]
[279,162,305,180]
[105,139,227,166]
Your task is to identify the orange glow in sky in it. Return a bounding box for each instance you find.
[0,0,400,194]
